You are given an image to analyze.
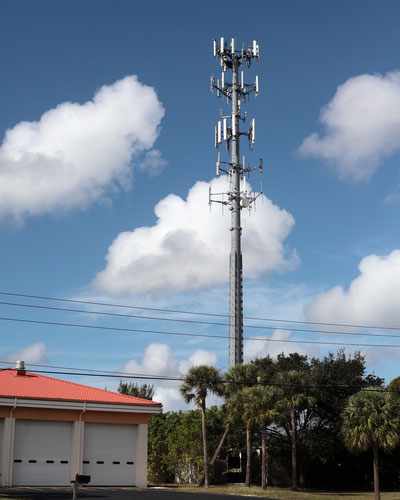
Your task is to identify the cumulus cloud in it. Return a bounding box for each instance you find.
[123,343,218,411]
[299,71,400,181]
[179,349,217,374]
[245,329,319,361]
[7,342,48,364]
[94,176,295,295]
[306,249,400,326]
[139,149,167,176]
[0,75,164,219]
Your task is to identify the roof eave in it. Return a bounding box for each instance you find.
[0,396,162,414]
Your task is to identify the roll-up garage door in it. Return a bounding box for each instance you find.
[0,419,3,480]
[83,423,137,485]
[13,420,73,486]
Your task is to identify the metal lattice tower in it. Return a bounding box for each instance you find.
[209,37,263,367]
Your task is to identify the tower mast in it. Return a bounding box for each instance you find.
[210,37,262,366]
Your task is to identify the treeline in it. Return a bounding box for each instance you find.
[145,351,400,498]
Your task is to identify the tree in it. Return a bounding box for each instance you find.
[226,385,278,487]
[388,376,400,395]
[254,386,279,489]
[342,389,400,500]
[273,368,315,490]
[118,381,155,400]
[224,363,259,398]
[180,365,224,488]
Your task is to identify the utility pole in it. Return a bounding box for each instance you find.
[210,37,263,366]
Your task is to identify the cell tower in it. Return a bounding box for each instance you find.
[209,37,263,366]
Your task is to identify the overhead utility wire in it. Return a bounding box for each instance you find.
[0,360,176,380]
[0,290,397,333]
[0,362,394,393]
[1,299,400,340]
[2,314,400,349]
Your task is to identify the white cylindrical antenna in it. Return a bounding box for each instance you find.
[214,125,218,148]
[217,120,222,144]
[223,118,228,140]
[251,118,256,144]
[221,71,225,89]
[213,39,217,57]
[232,115,236,137]
[241,71,244,90]
[252,40,260,57]
[255,75,259,95]
[231,38,235,53]
[220,37,225,52]
[216,79,220,97]
[216,152,221,176]
[242,155,246,170]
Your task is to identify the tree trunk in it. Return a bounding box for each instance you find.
[245,422,252,487]
[198,424,230,487]
[200,404,209,488]
[210,423,230,465]
[261,431,269,489]
[290,408,297,490]
[372,445,380,500]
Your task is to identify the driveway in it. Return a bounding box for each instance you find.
[0,487,266,500]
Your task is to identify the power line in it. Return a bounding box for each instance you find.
[2,313,400,350]
[0,360,178,381]
[0,361,393,393]
[0,290,398,333]
[2,299,400,340]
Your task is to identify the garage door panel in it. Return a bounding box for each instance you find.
[14,421,72,486]
[0,419,3,476]
[83,423,137,486]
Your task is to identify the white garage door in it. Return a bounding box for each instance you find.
[14,420,73,486]
[0,419,3,481]
[83,423,137,485]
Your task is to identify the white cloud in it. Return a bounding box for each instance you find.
[299,71,400,181]
[245,329,319,361]
[122,343,218,411]
[7,342,48,364]
[178,349,217,374]
[94,176,295,295]
[124,343,179,377]
[384,186,400,205]
[306,249,400,326]
[0,75,164,219]
[139,149,167,176]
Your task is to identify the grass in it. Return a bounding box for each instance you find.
[177,484,400,499]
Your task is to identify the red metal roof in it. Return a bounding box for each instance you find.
[0,369,161,408]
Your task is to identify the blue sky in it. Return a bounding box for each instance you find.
[1,1,400,408]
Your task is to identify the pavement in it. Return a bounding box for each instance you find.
[0,487,263,500]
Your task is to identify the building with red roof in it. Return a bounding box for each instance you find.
[0,362,161,487]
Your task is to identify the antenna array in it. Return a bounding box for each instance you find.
[209,37,263,367]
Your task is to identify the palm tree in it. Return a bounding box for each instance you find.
[254,386,279,489]
[180,365,224,488]
[196,361,259,486]
[224,363,259,398]
[273,370,314,490]
[342,389,400,500]
[226,385,277,487]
